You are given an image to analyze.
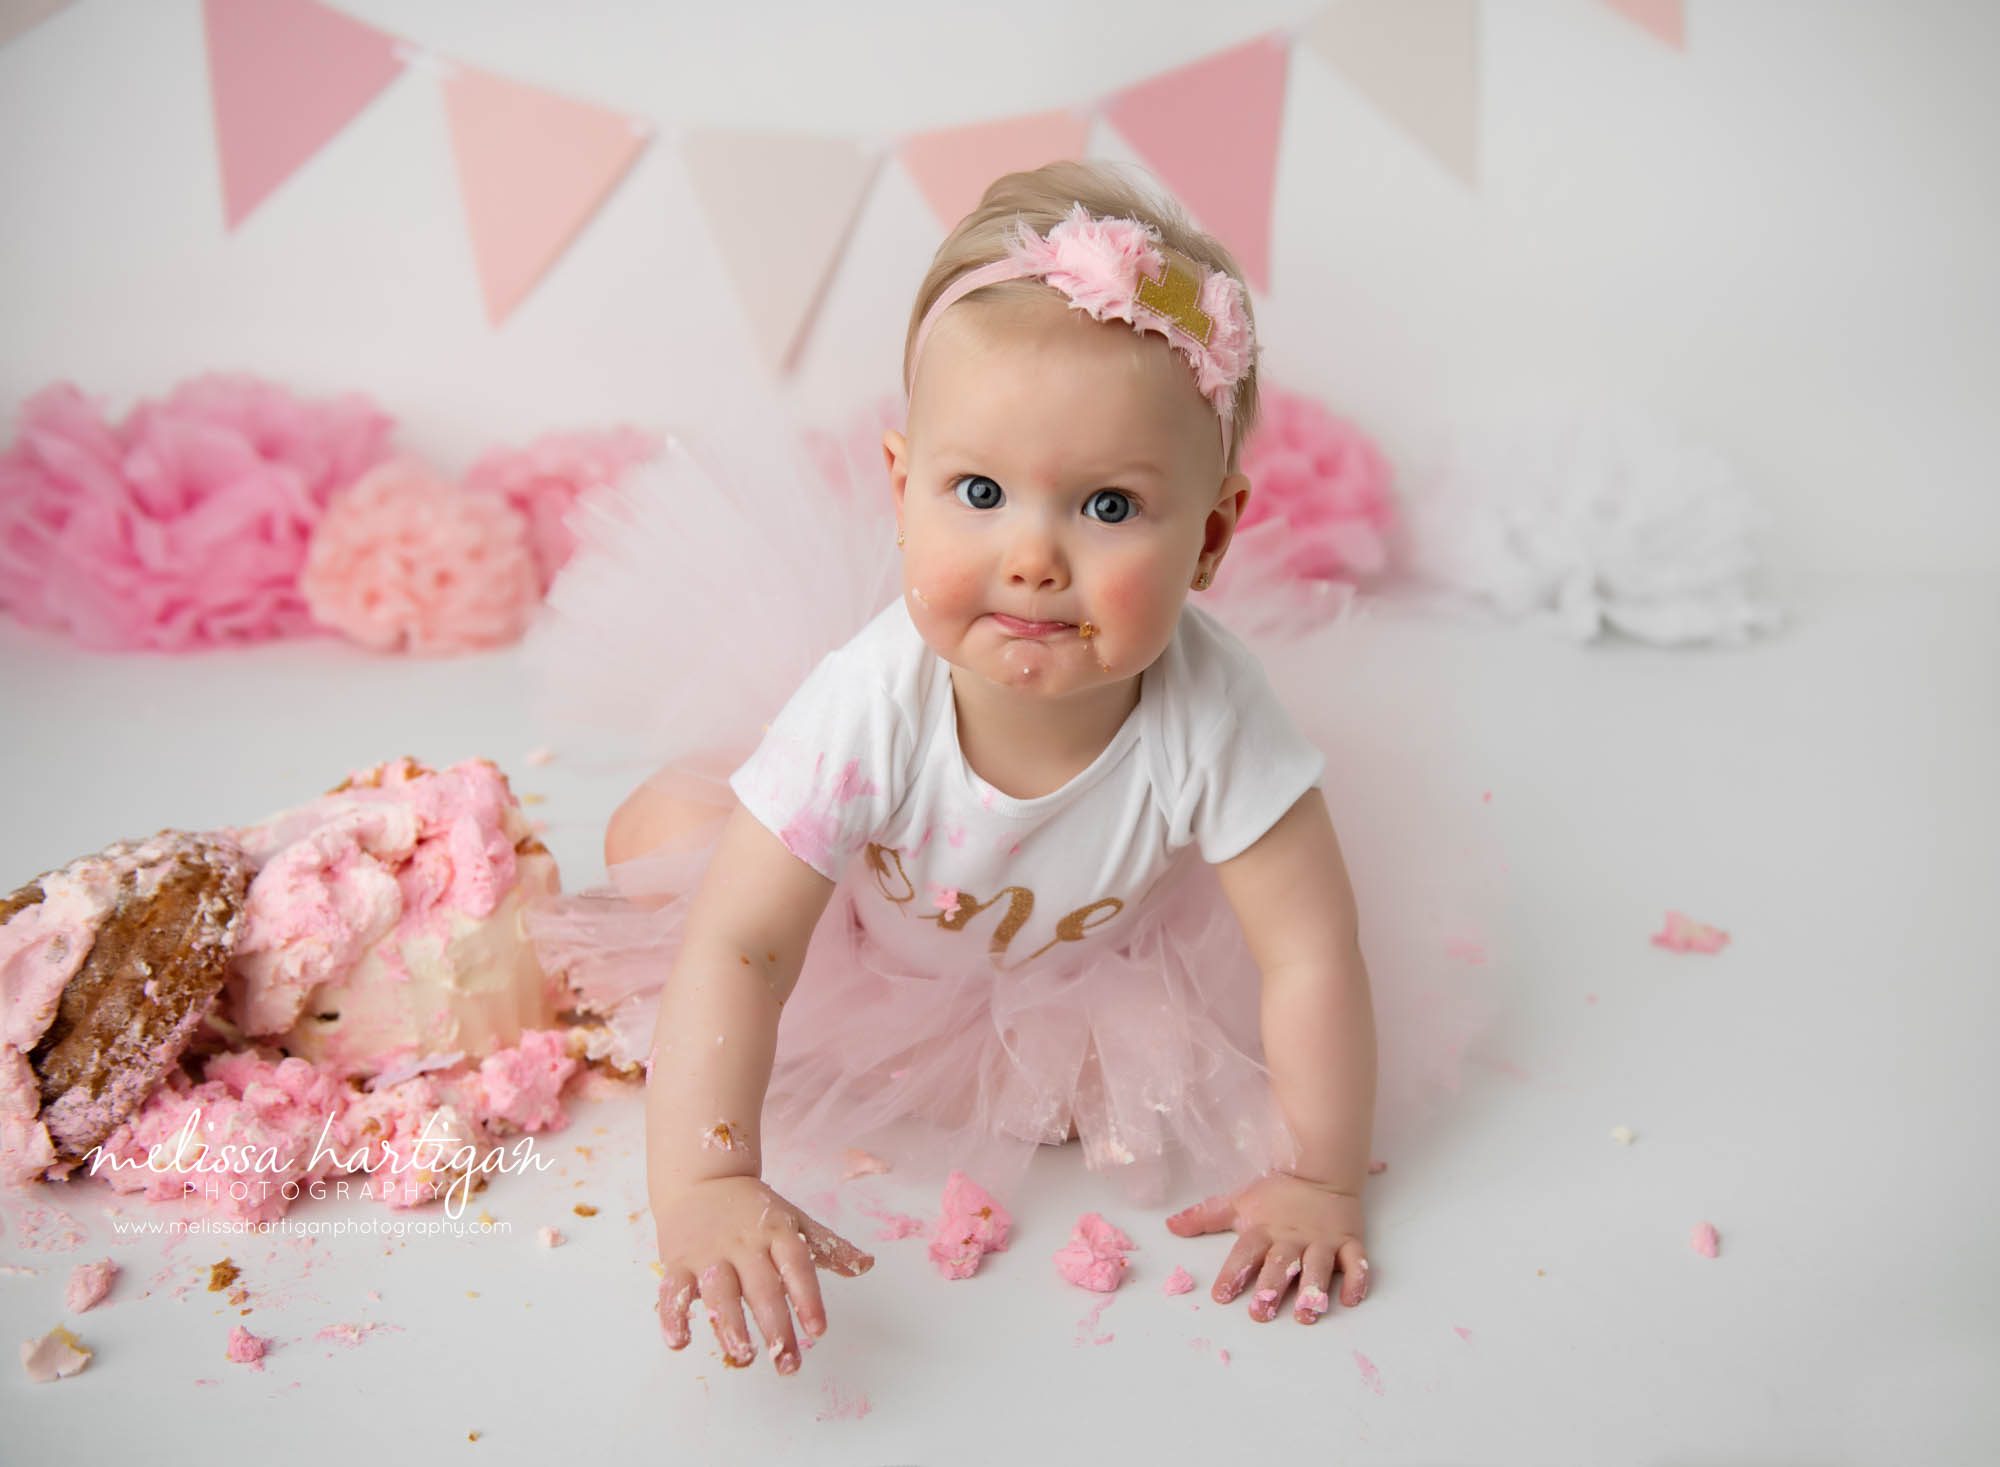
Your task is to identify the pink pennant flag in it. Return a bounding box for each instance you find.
[899,108,1093,234]
[682,129,881,374]
[1598,0,1686,50]
[0,0,74,52]
[202,0,404,230]
[441,65,648,326]
[1303,0,1481,186]
[1102,34,1289,294]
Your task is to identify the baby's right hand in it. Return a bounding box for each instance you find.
[652,1175,874,1374]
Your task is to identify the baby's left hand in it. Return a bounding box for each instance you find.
[1166,1171,1369,1324]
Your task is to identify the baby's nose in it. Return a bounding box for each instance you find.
[1001,527,1068,588]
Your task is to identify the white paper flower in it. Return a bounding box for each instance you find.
[1401,408,1785,646]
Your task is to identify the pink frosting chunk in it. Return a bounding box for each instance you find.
[472,1027,577,1133]
[225,1325,270,1369]
[927,1171,1011,1280]
[1163,1265,1198,1296]
[1053,1213,1135,1292]
[64,1259,118,1313]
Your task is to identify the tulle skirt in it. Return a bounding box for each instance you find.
[523,418,1503,1204]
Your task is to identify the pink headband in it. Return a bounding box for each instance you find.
[905,203,1256,466]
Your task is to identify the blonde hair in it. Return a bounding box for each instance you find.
[901,160,1260,476]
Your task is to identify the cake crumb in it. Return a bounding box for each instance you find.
[207,1259,240,1293]
[573,1203,598,1218]
[225,1325,270,1371]
[1611,1126,1636,1145]
[65,1259,118,1313]
[1690,1222,1722,1258]
[816,1381,872,1421]
[21,1325,92,1382]
[537,1227,566,1249]
[1354,1349,1384,1395]
[841,1147,891,1180]
[1651,909,1730,954]
[524,746,555,766]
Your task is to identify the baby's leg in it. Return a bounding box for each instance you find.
[605,761,737,909]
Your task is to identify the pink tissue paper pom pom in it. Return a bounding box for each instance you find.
[1224,384,1396,588]
[0,376,393,651]
[804,395,906,509]
[301,459,541,655]
[462,427,661,591]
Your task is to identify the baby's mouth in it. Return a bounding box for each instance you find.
[989,613,1072,637]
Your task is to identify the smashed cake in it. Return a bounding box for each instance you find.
[2,757,617,1218]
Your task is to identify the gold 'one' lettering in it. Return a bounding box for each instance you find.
[862,842,1125,972]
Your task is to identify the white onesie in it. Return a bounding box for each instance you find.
[728,595,1325,979]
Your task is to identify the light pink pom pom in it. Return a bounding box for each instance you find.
[0,377,392,651]
[301,459,541,655]
[1227,385,1396,586]
[462,427,660,591]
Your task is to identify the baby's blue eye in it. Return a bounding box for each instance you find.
[953,474,1003,510]
[1084,490,1136,524]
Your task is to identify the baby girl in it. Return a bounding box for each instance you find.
[558,161,1376,1375]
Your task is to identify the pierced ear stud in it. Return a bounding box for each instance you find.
[1194,570,1211,590]
[896,529,905,548]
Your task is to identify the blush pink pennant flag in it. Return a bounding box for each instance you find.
[441,64,649,325]
[202,0,404,230]
[1598,0,1686,50]
[0,0,74,52]
[1303,0,1481,186]
[682,129,881,374]
[899,108,1093,233]
[1102,34,1289,293]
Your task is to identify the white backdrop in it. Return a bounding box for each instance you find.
[2,0,1996,585]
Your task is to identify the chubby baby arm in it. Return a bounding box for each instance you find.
[648,803,875,1374]
[1168,789,1378,1324]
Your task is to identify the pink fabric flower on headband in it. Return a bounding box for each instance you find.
[1006,204,1255,415]
[906,203,1257,462]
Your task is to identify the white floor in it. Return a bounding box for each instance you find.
[2,570,1994,1464]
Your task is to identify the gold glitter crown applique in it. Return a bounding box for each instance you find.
[1134,249,1214,345]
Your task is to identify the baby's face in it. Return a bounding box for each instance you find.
[885,295,1246,702]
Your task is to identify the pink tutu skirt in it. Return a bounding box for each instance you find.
[524,418,1503,1204]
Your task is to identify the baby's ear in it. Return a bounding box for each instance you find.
[883,430,911,507]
